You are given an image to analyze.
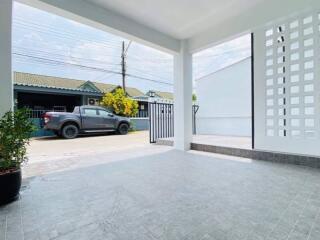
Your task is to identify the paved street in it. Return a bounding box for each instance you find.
[24,131,152,178]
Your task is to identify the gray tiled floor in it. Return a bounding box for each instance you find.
[1,147,320,240]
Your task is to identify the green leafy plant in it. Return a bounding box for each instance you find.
[0,108,35,173]
[192,93,197,103]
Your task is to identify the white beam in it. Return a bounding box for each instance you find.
[0,0,13,117]
[189,0,320,53]
[173,40,193,150]
[19,0,180,54]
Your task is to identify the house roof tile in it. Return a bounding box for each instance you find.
[154,91,173,100]
[14,72,144,97]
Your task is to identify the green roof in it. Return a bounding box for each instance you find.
[14,72,87,91]
[126,87,145,98]
[155,91,173,100]
[92,82,117,93]
[14,72,144,97]
[147,90,173,100]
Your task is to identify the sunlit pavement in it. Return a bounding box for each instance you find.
[24,131,152,177]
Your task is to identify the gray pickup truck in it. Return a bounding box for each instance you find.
[43,105,131,139]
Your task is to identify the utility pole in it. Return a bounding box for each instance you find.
[121,40,132,95]
[121,41,126,94]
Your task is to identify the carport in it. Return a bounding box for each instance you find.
[1,0,320,156]
[1,0,320,239]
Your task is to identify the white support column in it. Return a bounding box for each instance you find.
[0,0,13,117]
[173,40,193,150]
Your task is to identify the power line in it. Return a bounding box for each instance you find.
[127,55,173,64]
[13,25,123,53]
[127,74,173,86]
[123,41,132,56]
[13,16,123,44]
[127,67,172,82]
[14,52,122,74]
[93,72,120,82]
[13,17,174,86]
[13,46,122,67]
[193,46,251,59]
[14,52,172,86]
[194,56,251,80]
[193,46,251,79]
[127,65,173,74]
[119,40,173,90]
[13,38,173,81]
[13,18,123,47]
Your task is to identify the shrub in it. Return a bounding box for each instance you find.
[101,88,139,117]
[0,108,35,173]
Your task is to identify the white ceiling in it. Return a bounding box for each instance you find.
[86,0,265,39]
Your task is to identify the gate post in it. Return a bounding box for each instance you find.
[173,40,193,150]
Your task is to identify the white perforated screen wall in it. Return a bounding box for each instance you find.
[254,11,320,156]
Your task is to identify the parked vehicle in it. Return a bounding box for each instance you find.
[42,105,131,139]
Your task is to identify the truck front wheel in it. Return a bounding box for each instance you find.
[117,123,129,135]
[61,124,79,139]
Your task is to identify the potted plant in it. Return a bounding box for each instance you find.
[0,108,35,205]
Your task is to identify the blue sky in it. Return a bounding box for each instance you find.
[13,2,251,93]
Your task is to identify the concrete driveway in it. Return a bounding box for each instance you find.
[24,131,168,178]
[27,131,149,162]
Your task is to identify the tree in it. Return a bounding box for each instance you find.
[101,88,139,117]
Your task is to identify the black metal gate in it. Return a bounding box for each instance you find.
[149,102,199,143]
[149,102,174,143]
[192,105,199,135]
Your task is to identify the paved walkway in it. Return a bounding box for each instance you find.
[1,143,320,240]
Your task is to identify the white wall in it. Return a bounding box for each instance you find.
[195,57,251,136]
[0,0,13,117]
[254,9,320,156]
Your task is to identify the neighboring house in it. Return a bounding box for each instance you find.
[13,72,172,136]
[14,72,148,115]
[145,90,174,104]
[194,57,252,137]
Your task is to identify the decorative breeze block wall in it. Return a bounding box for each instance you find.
[255,11,320,156]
